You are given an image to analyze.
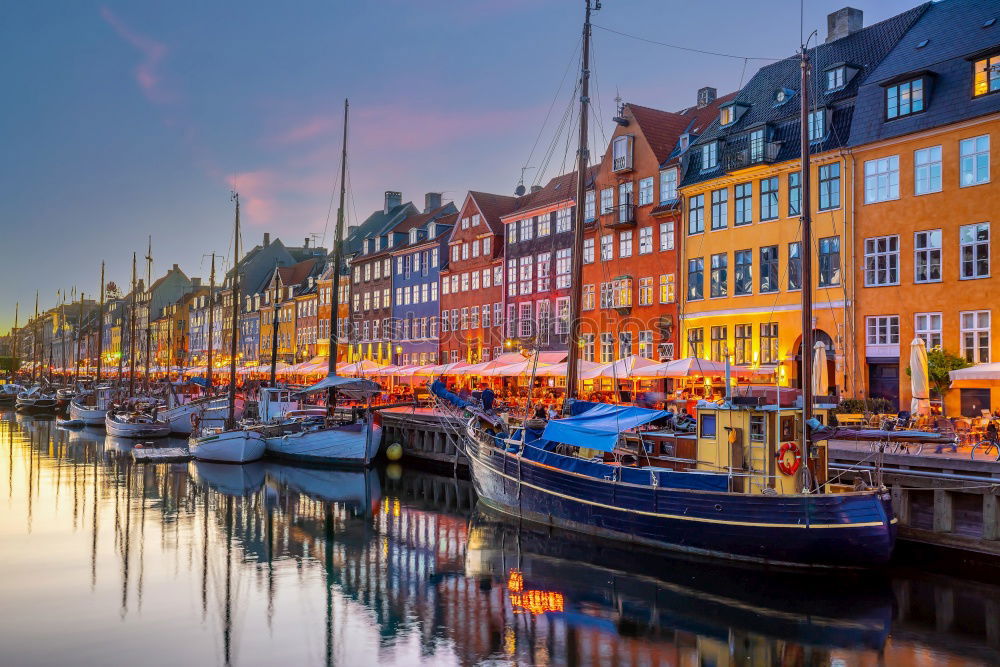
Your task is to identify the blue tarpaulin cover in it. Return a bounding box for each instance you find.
[541,403,669,452]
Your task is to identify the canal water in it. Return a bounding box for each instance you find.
[1,414,997,666]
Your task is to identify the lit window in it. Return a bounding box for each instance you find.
[710,326,728,362]
[537,213,551,237]
[760,323,778,364]
[659,274,675,304]
[734,324,752,365]
[720,105,734,125]
[864,235,900,286]
[638,277,653,306]
[973,53,1000,97]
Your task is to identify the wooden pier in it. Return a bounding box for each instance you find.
[380,407,469,468]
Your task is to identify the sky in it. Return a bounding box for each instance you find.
[0,0,922,332]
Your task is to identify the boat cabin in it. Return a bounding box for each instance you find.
[258,388,300,423]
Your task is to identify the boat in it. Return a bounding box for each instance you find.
[0,384,23,405]
[105,401,171,438]
[189,192,264,465]
[456,2,896,569]
[161,392,244,435]
[15,386,59,413]
[68,385,115,425]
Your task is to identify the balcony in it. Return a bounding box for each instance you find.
[602,203,636,229]
[724,141,781,171]
[612,153,633,172]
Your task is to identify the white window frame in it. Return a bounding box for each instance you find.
[960,135,990,187]
[960,310,991,363]
[914,146,942,195]
[865,315,899,346]
[659,221,674,251]
[914,229,942,284]
[659,168,678,202]
[863,235,900,287]
[638,226,652,254]
[914,312,942,350]
[960,223,990,280]
[638,177,653,206]
[864,156,900,204]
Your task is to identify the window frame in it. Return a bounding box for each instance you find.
[914,229,942,284]
[960,135,990,187]
[960,310,991,363]
[709,253,728,299]
[885,78,925,120]
[734,249,753,296]
[863,235,900,287]
[864,155,901,204]
[960,222,990,280]
[759,176,779,221]
[914,145,943,195]
[710,188,728,231]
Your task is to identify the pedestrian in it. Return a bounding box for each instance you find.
[481,384,495,411]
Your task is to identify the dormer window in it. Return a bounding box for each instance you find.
[427,222,436,238]
[826,66,846,90]
[807,109,827,142]
[973,52,1000,97]
[612,135,633,171]
[774,88,794,106]
[886,78,925,119]
[720,106,735,125]
[386,234,394,248]
[409,228,418,244]
[701,142,718,170]
[679,133,691,152]
[363,238,370,254]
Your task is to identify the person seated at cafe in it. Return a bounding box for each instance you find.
[480,384,495,412]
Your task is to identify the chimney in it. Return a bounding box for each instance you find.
[263,232,271,246]
[384,190,402,214]
[530,185,543,193]
[697,87,717,109]
[424,192,443,213]
[827,7,863,43]
[304,237,310,248]
[172,263,179,272]
[191,278,202,288]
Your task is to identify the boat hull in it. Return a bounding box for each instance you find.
[104,413,171,439]
[190,429,266,464]
[465,429,895,569]
[69,400,107,425]
[162,397,244,435]
[265,423,381,466]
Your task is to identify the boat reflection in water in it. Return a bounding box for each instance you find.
[189,460,267,497]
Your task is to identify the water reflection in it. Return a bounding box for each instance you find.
[1,412,998,666]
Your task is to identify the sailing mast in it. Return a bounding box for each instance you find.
[32,292,37,384]
[328,98,349,406]
[798,44,814,492]
[268,267,279,386]
[207,253,216,391]
[12,302,18,373]
[60,291,67,381]
[96,262,105,382]
[144,236,153,390]
[75,291,84,383]
[128,252,138,398]
[226,193,241,428]
[564,0,598,405]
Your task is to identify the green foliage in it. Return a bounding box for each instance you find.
[0,357,20,373]
[906,348,970,398]
[833,397,894,416]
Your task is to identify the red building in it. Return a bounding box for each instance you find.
[439,191,522,364]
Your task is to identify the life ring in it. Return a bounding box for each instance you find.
[190,413,200,430]
[777,441,801,476]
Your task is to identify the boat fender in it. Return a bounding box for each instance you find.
[776,441,801,476]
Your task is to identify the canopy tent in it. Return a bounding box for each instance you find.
[581,355,660,380]
[298,374,381,400]
[949,362,1000,388]
[534,360,604,377]
[331,360,384,376]
[909,338,931,415]
[541,403,670,452]
[428,361,472,375]
[636,356,755,379]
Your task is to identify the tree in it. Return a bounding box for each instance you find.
[907,347,969,415]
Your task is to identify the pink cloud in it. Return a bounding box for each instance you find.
[100,6,174,103]
[267,116,339,147]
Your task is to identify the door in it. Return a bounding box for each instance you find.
[960,388,991,418]
[868,363,899,411]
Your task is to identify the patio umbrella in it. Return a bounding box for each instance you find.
[909,338,930,416]
[535,360,604,377]
[582,355,660,380]
[638,356,754,379]
[949,362,1000,388]
[337,360,385,376]
[811,341,829,397]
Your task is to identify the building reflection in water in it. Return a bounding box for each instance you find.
[1,412,999,666]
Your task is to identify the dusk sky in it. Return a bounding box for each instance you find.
[1,0,920,331]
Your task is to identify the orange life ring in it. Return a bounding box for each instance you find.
[777,441,801,476]
[190,413,200,429]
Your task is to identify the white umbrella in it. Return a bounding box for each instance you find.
[949,362,1000,388]
[909,338,930,416]
[811,341,828,397]
[581,355,660,380]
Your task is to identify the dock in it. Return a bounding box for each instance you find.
[131,447,191,463]
[380,407,468,468]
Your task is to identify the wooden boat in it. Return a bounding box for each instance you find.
[15,386,59,413]
[189,427,266,464]
[161,394,244,435]
[68,386,115,425]
[105,401,171,438]
[0,384,23,404]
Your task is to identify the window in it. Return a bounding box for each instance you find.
[749,129,764,163]
[688,327,704,358]
[612,135,632,171]
[914,146,942,195]
[537,300,551,344]
[461,243,469,260]
[864,156,900,203]
[710,253,728,298]
[612,278,632,308]
[688,258,704,300]
[826,66,845,90]
[819,237,841,287]
[601,233,614,261]
[639,226,653,254]
[619,231,633,258]
[519,256,533,295]
[599,282,612,309]
[471,239,480,257]
[659,221,674,251]
[660,168,678,202]
[961,311,991,363]
[537,213,551,237]
[960,136,990,186]
[481,237,490,257]
[710,188,728,230]
[583,284,595,310]
[584,238,595,263]
[638,277,653,306]
[451,275,459,293]
[618,332,633,359]
[482,269,491,289]
[734,249,752,296]
[506,304,515,336]
[600,333,614,363]
[866,315,899,345]
[507,226,517,245]
[618,181,633,222]
[556,207,572,233]
[788,172,801,216]
[886,78,924,119]
[760,245,778,293]
[760,323,778,364]
[519,303,532,338]
[658,342,675,362]
[555,248,571,289]
[688,194,705,234]
[760,177,778,221]
[915,312,942,350]
[555,297,569,334]
[494,265,502,287]
[788,242,801,290]
[659,274,675,303]
[461,216,469,230]
[914,230,942,283]
[470,306,479,330]
[702,142,718,170]
[585,190,596,221]
[710,326,728,361]
[720,105,735,126]
[638,177,654,206]
[807,109,825,141]
[864,236,900,286]
[734,183,752,225]
[471,271,480,290]
[600,188,614,214]
[961,223,990,279]
[818,163,841,210]
[973,53,1000,97]
[461,272,470,292]
[536,252,551,292]
[734,324,752,365]
[520,218,534,241]
[582,333,595,362]
[638,331,654,359]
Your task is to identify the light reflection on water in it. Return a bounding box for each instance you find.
[0,412,997,667]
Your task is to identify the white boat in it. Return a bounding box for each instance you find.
[0,383,23,405]
[264,418,381,465]
[190,427,266,464]
[161,394,245,435]
[105,409,171,438]
[69,386,115,425]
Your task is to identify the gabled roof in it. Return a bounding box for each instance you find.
[345,201,417,255]
[662,91,739,165]
[148,265,189,294]
[393,213,459,255]
[275,258,320,288]
[503,167,597,219]
[682,3,929,186]
[625,104,690,164]
[851,0,1000,146]
[391,203,458,235]
[467,191,523,235]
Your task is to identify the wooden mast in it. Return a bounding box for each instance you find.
[144,236,153,389]
[207,253,216,391]
[12,302,18,372]
[128,252,138,398]
[75,290,84,383]
[32,291,38,383]
[96,262,105,382]
[564,0,597,404]
[798,44,814,492]
[268,268,279,386]
[226,193,241,428]
[328,98,349,410]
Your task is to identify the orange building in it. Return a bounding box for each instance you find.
[317,266,350,365]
